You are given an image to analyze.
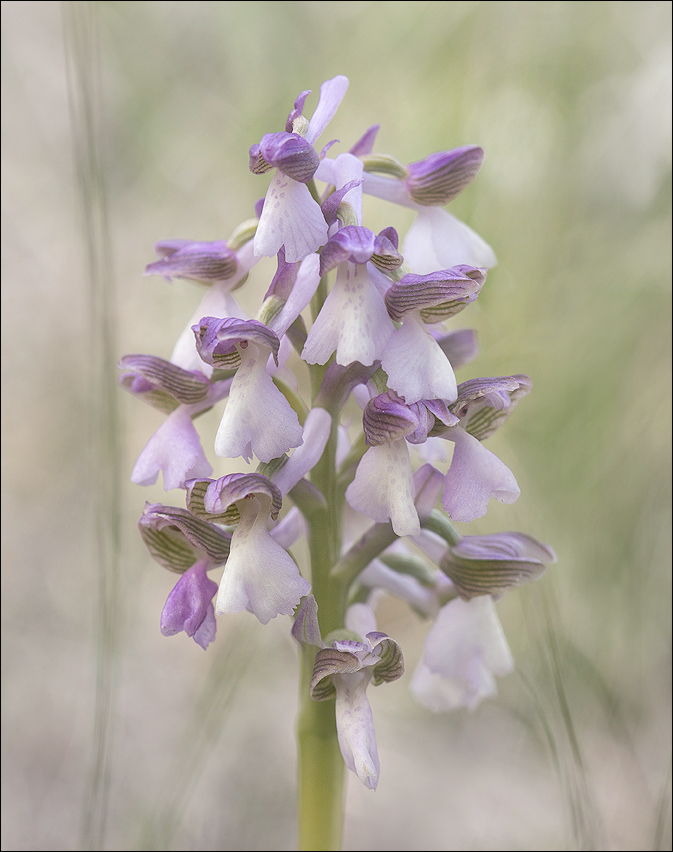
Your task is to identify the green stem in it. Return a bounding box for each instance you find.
[297,645,345,851]
[296,373,348,850]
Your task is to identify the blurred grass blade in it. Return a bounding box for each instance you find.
[62,3,121,849]
[540,586,606,851]
[140,623,255,850]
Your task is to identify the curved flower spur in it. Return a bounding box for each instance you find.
[121,74,556,843]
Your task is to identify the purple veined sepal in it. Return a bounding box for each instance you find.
[293,596,403,790]
[249,132,321,183]
[192,316,303,463]
[405,146,485,206]
[440,531,557,600]
[144,239,239,284]
[138,503,232,649]
[380,266,487,404]
[450,374,533,441]
[185,473,310,625]
[252,76,349,263]
[118,353,212,414]
[410,594,514,712]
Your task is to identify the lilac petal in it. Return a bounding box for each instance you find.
[305,75,349,145]
[453,374,533,441]
[349,124,380,157]
[118,355,210,406]
[345,602,378,639]
[215,498,310,624]
[302,262,394,366]
[321,179,363,227]
[138,504,231,571]
[403,207,497,273]
[160,560,219,649]
[286,89,312,131]
[451,532,557,565]
[267,252,321,339]
[413,463,445,522]
[333,153,364,224]
[346,441,420,537]
[270,407,331,495]
[131,406,213,491]
[214,346,303,463]
[385,267,485,323]
[441,531,555,599]
[334,670,380,789]
[292,594,323,648]
[359,560,440,617]
[411,596,513,712]
[194,472,282,522]
[269,506,306,550]
[194,316,280,369]
[191,603,217,650]
[381,313,458,404]
[254,174,328,262]
[265,247,297,300]
[441,427,520,523]
[437,329,479,370]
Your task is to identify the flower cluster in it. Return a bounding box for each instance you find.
[121,75,555,791]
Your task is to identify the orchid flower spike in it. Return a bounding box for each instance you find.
[252,75,349,262]
[185,473,310,624]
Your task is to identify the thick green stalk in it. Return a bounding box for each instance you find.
[297,369,347,850]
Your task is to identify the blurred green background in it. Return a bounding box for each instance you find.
[2,1,671,850]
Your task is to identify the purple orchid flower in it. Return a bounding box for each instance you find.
[138,503,231,649]
[252,75,349,262]
[293,597,404,790]
[185,473,310,624]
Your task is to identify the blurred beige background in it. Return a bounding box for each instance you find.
[2,1,671,850]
